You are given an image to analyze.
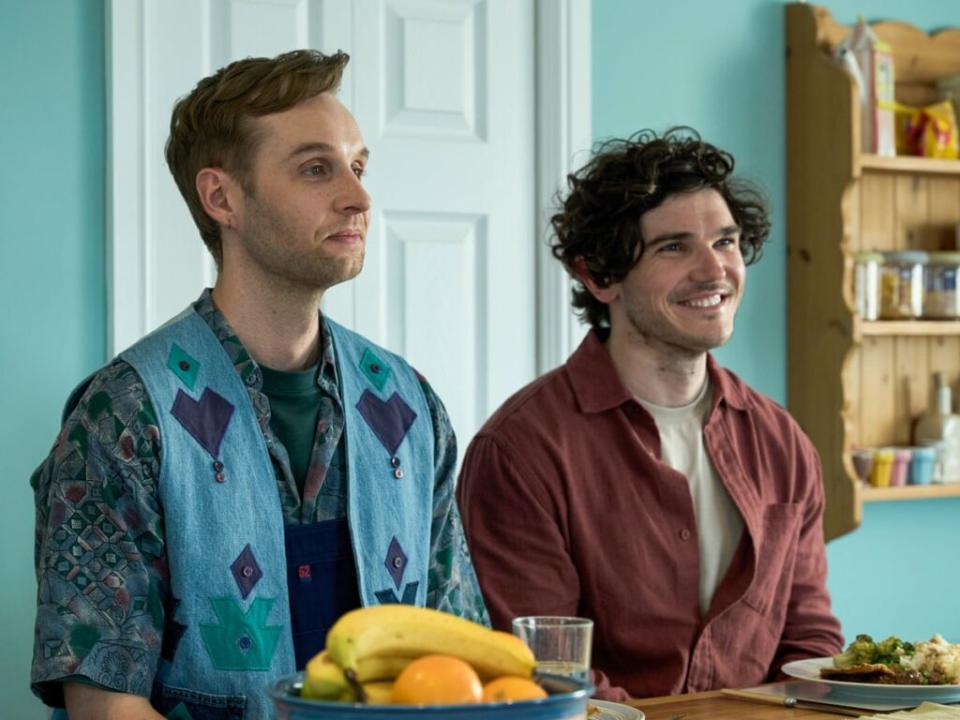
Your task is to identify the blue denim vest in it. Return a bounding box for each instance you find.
[100,308,434,719]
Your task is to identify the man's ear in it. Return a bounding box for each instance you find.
[573,257,619,304]
[196,168,240,230]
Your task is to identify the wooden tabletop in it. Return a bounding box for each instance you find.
[626,689,847,719]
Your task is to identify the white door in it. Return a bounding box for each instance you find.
[108,0,589,452]
[323,0,535,442]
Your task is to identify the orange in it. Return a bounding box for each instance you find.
[482,676,548,703]
[390,654,483,705]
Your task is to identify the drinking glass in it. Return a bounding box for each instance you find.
[511,616,593,682]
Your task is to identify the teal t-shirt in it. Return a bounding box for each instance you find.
[260,363,322,498]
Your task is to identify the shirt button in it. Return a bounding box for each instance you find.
[242,566,254,577]
[392,557,403,569]
[394,468,404,479]
[679,528,692,541]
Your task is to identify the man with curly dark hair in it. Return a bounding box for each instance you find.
[458,128,843,700]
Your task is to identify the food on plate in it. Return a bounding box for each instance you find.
[820,662,897,682]
[822,634,960,685]
[302,605,544,705]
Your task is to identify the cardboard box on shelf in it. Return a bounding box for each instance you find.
[840,17,896,156]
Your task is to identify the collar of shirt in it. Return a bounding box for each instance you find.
[564,328,750,417]
[192,288,341,402]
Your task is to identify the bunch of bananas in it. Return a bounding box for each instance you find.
[301,605,538,704]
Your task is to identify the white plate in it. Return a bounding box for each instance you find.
[782,657,960,704]
[590,699,645,720]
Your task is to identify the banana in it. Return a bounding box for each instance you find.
[302,651,354,702]
[325,605,535,679]
[362,680,394,705]
[356,655,413,682]
[303,651,414,701]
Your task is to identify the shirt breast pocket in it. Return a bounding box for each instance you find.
[741,502,801,617]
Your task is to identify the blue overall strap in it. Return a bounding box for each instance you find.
[284,518,361,669]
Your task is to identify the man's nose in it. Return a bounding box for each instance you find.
[336,172,371,215]
[690,246,726,281]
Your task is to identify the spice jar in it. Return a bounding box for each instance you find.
[853,251,883,320]
[880,250,927,319]
[851,448,874,482]
[889,448,911,487]
[869,448,894,487]
[909,446,937,485]
[924,252,960,318]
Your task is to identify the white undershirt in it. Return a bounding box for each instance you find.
[637,380,744,616]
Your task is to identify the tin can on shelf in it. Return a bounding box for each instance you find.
[880,250,928,319]
[853,251,883,320]
[923,251,960,318]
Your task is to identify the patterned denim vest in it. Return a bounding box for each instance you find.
[111,309,433,719]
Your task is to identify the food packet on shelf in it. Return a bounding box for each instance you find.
[836,16,896,156]
[894,100,959,159]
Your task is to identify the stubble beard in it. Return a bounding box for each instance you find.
[242,194,365,292]
[622,296,734,359]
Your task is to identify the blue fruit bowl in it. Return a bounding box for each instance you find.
[270,673,593,719]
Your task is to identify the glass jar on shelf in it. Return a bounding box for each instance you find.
[852,251,883,320]
[923,251,960,319]
[879,250,928,319]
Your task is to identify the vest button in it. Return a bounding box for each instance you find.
[393,468,404,479]
[679,528,692,541]
[390,456,401,468]
[213,460,224,472]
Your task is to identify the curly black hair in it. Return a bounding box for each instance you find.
[550,127,770,330]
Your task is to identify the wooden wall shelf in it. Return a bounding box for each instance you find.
[856,319,960,338]
[862,483,960,502]
[860,155,960,176]
[786,3,960,540]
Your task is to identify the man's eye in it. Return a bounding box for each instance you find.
[658,243,682,253]
[716,236,739,248]
[303,163,329,177]
[352,165,366,179]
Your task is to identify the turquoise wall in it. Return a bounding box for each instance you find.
[593,0,960,646]
[4,3,959,716]
[0,2,106,717]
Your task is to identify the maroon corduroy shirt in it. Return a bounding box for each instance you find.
[457,330,843,700]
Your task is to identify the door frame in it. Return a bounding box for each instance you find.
[105,0,592,369]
